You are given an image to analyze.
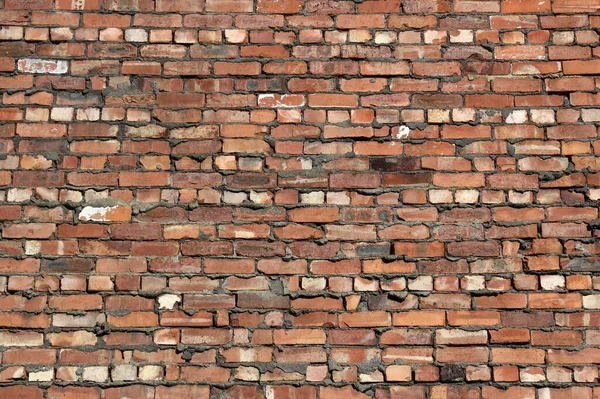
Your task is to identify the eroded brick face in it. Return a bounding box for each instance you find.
[0,0,599,398]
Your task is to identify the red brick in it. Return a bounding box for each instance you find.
[155,0,205,12]
[214,62,262,76]
[5,0,51,9]
[553,0,600,13]
[563,60,600,75]
[0,386,43,399]
[503,0,550,13]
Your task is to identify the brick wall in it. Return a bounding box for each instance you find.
[0,0,599,398]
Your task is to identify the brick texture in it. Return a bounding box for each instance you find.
[0,0,599,398]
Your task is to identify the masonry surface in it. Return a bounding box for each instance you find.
[0,0,599,398]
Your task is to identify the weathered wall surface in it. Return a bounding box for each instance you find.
[0,0,599,398]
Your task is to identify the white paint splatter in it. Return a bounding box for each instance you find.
[257,93,305,108]
[79,206,131,222]
[395,125,411,139]
[18,59,68,74]
[79,206,113,221]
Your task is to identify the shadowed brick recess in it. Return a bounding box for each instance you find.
[0,0,600,398]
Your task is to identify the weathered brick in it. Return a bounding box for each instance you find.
[0,1,594,396]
